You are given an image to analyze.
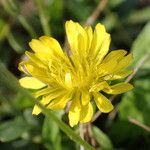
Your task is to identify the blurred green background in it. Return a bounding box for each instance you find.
[0,0,150,149]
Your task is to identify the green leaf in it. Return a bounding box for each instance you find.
[116,20,150,142]
[131,21,150,65]
[14,93,34,109]
[118,19,150,125]
[124,20,150,121]
[125,7,150,24]
[109,0,125,8]
[92,126,113,149]
[118,78,150,126]
[0,117,29,142]
[109,120,146,145]
[112,82,150,143]
[42,112,63,150]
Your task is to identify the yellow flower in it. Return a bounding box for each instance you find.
[19,20,133,127]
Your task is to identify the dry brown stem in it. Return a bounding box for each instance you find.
[128,117,150,133]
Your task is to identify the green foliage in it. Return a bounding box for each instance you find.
[125,7,150,24]
[131,21,150,64]
[119,21,150,125]
[109,20,150,148]
[0,117,29,142]
[92,126,113,149]
[42,114,62,150]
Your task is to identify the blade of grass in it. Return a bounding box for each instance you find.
[7,0,19,12]
[1,0,17,16]
[18,15,37,38]
[0,21,10,41]
[7,32,24,53]
[1,0,37,38]
[0,62,95,150]
[34,0,51,35]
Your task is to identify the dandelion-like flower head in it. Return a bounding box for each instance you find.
[19,20,133,127]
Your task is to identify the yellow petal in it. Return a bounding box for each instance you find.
[81,90,91,106]
[104,70,133,80]
[34,87,62,98]
[22,61,51,83]
[96,33,111,64]
[32,89,67,115]
[65,73,72,88]
[93,92,114,113]
[90,23,106,56]
[47,92,73,110]
[68,93,81,127]
[89,81,109,92]
[32,105,41,115]
[18,61,30,75]
[65,20,87,55]
[103,50,127,63]
[25,51,46,68]
[32,95,53,115]
[90,23,110,63]
[19,77,46,89]
[115,53,133,72]
[98,58,117,76]
[78,33,86,56]
[84,26,93,53]
[103,83,134,94]
[65,20,78,53]
[39,36,64,57]
[29,39,52,60]
[80,102,93,123]
[41,89,67,102]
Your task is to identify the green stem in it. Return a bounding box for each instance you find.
[0,62,95,150]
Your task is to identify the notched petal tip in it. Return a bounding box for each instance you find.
[95,23,106,31]
[65,20,74,28]
[29,39,37,47]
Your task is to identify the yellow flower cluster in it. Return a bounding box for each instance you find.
[19,20,133,127]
